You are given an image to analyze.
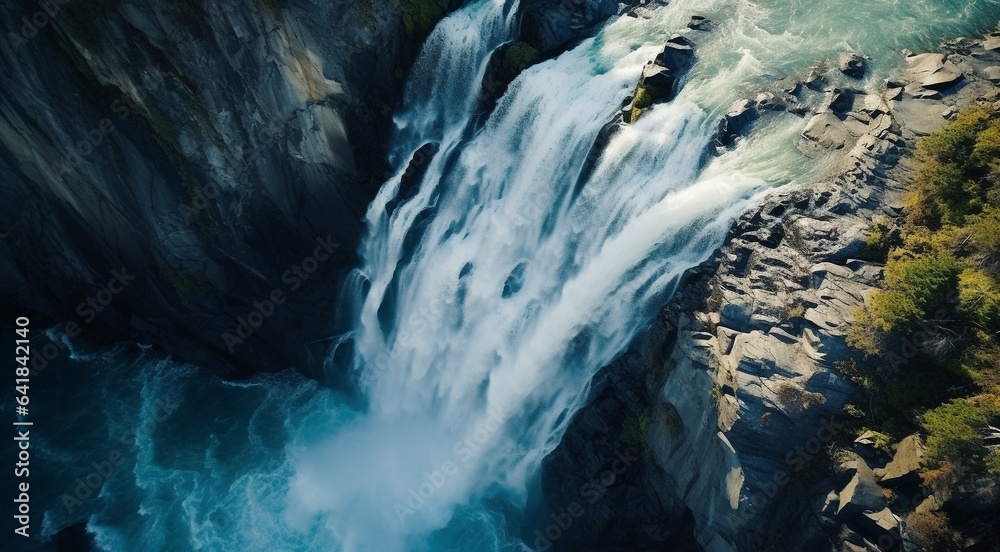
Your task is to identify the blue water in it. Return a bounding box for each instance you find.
[6,0,1000,550]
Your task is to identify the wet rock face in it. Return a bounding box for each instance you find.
[0,0,432,376]
[519,0,622,55]
[717,99,760,147]
[632,35,696,108]
[532,317,702,552]
[838,53,867,80]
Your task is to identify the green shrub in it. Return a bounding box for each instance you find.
[922,395,1000,472]
[844,108,1000,538]
[870,290,923,333]
[962,209,1000,273]
[918,106,991,166]
[835,359,873,391]
[886,369,956,412]
[775,382,826,413]
[845,307,885,355]
[885,255,961,310]
[917,161,979,225]
[401,0,449,40]
[621,409,652,457]
[630,86,660,122]
[971,115,1000,169]
[865,429,894,456]
[959,268,1000,331]
[782,301,807,321]
[909,107,997,228]
[964,344,1000,394]
[658,403,683,437]
[864,217,900,262]
[503,42,538,74]
[869,255,961,333]
[358,0,376,25]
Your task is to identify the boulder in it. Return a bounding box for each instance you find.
[875,435,924,486]
[838,53,867,79]
[865,508,899,533]
[983,33,1000,51]
[632,35,697,110]
[857,507,900,543]
[802,113,850,150]
[837,461,886,517]
[720,298,753,332]
[905,53,964,91]
[640,64,679,96]
[804,66,828,90]
[755,91,784,111]
[852,430,882,461]
[984,66,1000,83]
[821,89,856,114]
[687,15,712,31]
[657,34,696,73]
[859,94,891,117]
[717,99,760,147]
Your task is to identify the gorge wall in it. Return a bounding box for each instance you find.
[0,0,460,376]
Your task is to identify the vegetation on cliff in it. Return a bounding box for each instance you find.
[846,107,1000,548]
[840,107,1000,550]
[502,42,539,74]
[401,0,451,40]
[630,86,656,123]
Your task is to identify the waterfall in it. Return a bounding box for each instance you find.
[30,1,1000,551]
[288,0,823,549]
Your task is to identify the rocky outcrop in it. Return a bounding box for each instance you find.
[577,25,701,183]
[838,53,867,80]
[716,99,760,147]
[519,0,626,55]
[875,435,925,486]
[624,34,696,122]
[544,27,1000,552]
[0,0,448,376]
[481,0,643,120]
[904,53,964,97]
[530,334,702,551]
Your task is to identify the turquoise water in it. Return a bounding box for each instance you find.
[9,0,1000,551]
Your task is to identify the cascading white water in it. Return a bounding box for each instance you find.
[287,0,834,549]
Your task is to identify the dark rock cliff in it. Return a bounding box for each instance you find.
[0,0,444,376]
